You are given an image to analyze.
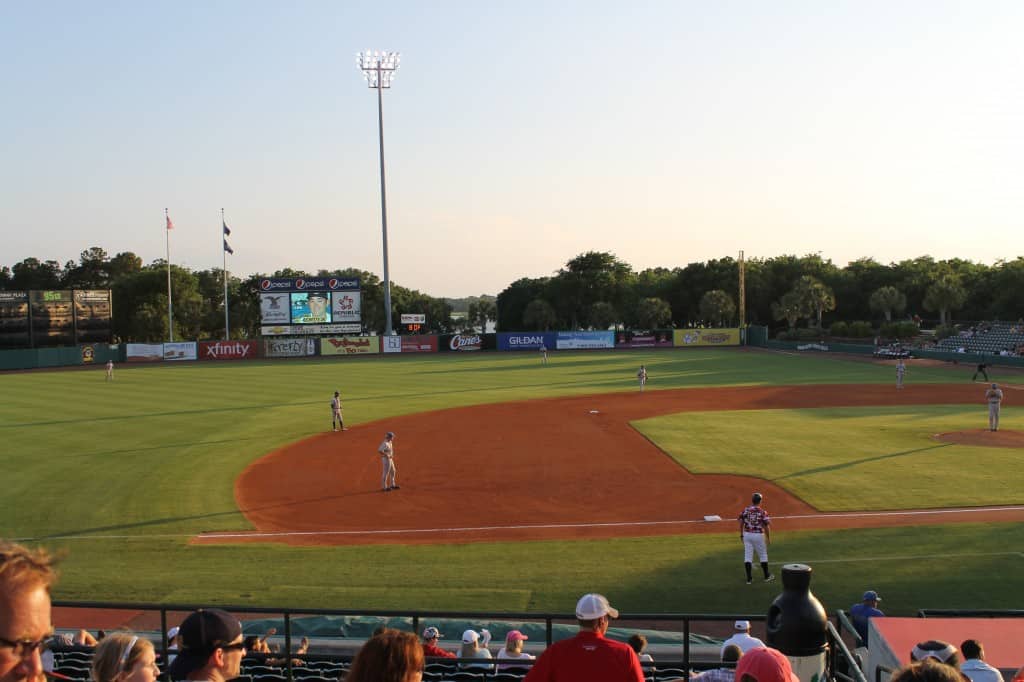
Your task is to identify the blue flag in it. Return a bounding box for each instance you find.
[223,220,231,236]
[223,239,234,255]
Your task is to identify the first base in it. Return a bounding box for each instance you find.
[703,515,722,522]
[589,410,600,414]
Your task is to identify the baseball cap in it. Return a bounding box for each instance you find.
[462,629,480,643]
[575,593,619,620]
[734,620,751,631]
[862,590,881,602]
[167,626,180,640]
[735,647,799,682]
[911,640,958,664]
[992,383,998,389]
[307,291,328,299]
[752,492,763,504]
[168,609,243,680]
[385,431,395,438]
[505,630,528,643]
[422,626,442,640]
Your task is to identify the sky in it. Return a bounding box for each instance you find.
[2,1,1022,297]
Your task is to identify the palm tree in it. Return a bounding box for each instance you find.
[699,290,736,327]
[923,276,967,326]
[868,286,907,321]
[794,276,836,328]
[771,290,803,330]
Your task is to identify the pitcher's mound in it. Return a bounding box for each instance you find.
[933,429,1024,448]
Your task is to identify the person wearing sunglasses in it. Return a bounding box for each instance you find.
[166,609,245,682]
[91,634,159,682]
[0,540,57,682]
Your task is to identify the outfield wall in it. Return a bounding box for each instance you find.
[0,329,742,371]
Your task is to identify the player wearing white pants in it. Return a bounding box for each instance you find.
[986,384,1003,432]
[738,492,773,584]
[379,431,398,491]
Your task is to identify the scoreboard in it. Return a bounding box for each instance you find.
[258,276,362,336]
[0,289,112,348]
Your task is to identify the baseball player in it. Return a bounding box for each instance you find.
[738,492,773,584]
[540,343,548,365]
[330,391,346,432]
[895,358,906,389]
[378,431,398,491]
[105,360,114,381]
[973,362,990,382]
[985,383,1004,432]
[637,365,647,393]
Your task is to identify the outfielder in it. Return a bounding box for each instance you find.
[738,492,773,584]
[540,343,548,365]
[985,383,1004,432]
[330,391,346,432]
[379,431,399,491]
[896,359,906,389]
[105,360,114,381]
[637,365,647,393]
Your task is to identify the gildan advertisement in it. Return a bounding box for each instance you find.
[497,332,557,351]
[321,336,380,356]
[555,331,615,350]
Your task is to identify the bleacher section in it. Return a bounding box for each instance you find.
[934,323,1024,355]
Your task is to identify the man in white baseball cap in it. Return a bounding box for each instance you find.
[720,620,765,656]
[524,593,643,682]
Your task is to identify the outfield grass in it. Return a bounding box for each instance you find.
[1,348,1020,614]
[634,405,1023,511]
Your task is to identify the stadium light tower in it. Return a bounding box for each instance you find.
[357,49,400,337]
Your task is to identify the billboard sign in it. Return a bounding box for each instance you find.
[400,335,438,353]
[331,291,361,323]
[163,342,197,361]
[264,338,317,358]
[382,335,402,354]
[258,277,360,292]
[556,331,615,350]
[198,340,259,360]
[320,336,381,356]
[614,331,674,348]
[262,323,361,336]
[400,313,426,324]
[260,293,291,325]
[126,343,163,362]
[438,333,497,352]
[497,332,557,351]
[290,292,332,324]
[672,328,741,347]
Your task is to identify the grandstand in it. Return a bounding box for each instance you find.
[933,323,1024,355]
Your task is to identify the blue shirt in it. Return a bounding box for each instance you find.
[849,603,884,643]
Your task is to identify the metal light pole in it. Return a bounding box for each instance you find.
[357,50,400,336]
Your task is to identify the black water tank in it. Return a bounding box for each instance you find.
[765,563,828,656]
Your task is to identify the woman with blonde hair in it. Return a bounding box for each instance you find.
[91,633,160,682]
[345,630,424,682]
[458,628,493,670]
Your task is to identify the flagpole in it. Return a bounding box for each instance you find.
[165,208,173,342]
[222,208,229,340]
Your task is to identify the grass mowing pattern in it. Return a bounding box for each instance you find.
[634,405,1024,511]
[0,348,1018,612]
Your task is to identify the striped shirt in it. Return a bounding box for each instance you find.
[739,506,770,533]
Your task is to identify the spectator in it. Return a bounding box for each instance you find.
[721,621,765,657]
[627,634,653,664]
[458,629,493,670]
[497,630,535,670]
[849,590,884,645]
[420,627,455,659]
[0,540,57,682]
[892,660,965,682]
[345,630,424,682]
[691,644,742,682]
[91,633,160,682]
[734,646,798,682]
[911,641,961,668]
[524,593,644,682]
[959,640,1003,682]
[167,608,246,682]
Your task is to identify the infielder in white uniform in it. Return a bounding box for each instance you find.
[985,383,1004,432]
[738,492,773,584]
[637,365,647,393]
[896,359,906,389]
[330,391,346,432]
[379,431,398,491]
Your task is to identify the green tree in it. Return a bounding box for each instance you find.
[496,277,549,331]
[699,289,736,327]
[467,300,497,332]
[771,290,803,330]
[868,286,907,322]
[522,299,557,331]
[587,301,618,330]
[794,275,836,328]
[11,258,63,290]
[923,275,967,326]
[555,251,633,329]
[634,297,672,329]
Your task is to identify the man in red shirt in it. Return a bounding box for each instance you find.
[421,626,456,659]
[525,593,644,682]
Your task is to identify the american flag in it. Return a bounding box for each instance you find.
[166,215,174,230]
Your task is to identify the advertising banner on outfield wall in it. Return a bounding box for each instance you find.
[126,343,163,362]
[198,340,259,361]
[438,333,496,352]
[556,331,615,350]
[497,332,557,351]
[382,335,402,354]
[262,323,361,336]
[400,335,438,353]
[264,338,317,358]
[163,342,197,361]
[321,336,380,356]
[672,328,741,347]
[614,330,674,348]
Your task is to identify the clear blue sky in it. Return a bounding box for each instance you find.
[2,1,1022,296]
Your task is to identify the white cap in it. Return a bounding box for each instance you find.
[734,620,751,631]
[167,626,180,639]
[462,629,480,643]
[575,593,619,620]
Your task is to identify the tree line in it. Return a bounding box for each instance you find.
[2,248,1021,342]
